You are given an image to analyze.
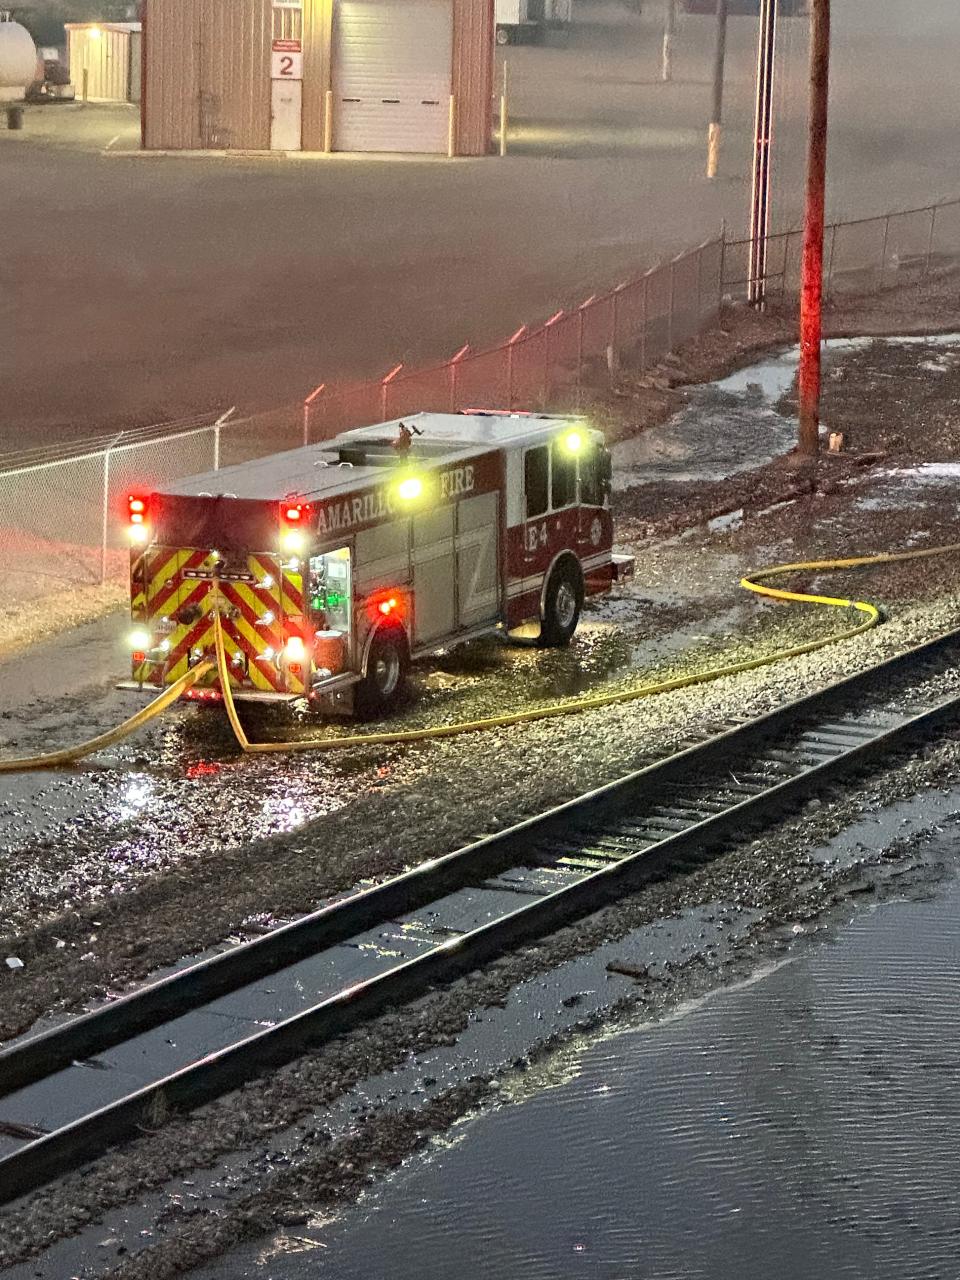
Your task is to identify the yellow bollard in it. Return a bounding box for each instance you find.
[323,88,333,153]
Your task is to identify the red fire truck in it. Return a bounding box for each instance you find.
[123,412,634,716]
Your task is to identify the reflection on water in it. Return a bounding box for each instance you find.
[285,846,960,1280]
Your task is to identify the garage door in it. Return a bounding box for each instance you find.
[332,0,453,153]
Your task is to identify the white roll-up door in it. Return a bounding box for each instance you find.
[332,0,453,154]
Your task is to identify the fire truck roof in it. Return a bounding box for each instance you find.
[159,412,593,503]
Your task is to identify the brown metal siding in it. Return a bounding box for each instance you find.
[144,0,272,150]
[197,0,272,149]
[301,0,334,152]
[144,0,201,149]
[452,0,494,156]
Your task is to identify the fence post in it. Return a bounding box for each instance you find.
[695,246,703,324]
[100,446,110,585]
[380,364,404,420]
[825,222,838,300]
[877,214,891,292]
[542,311,564,409]
[447,344,470,412]
[506,326,527,408]
[718,220,727,311]
[304,383,325,446]
[212,406,235,469]
[640,272,650,371]
[323,90,334,153]
[667,259,677,352]
[576,297,595,406]
[924,205,938,279]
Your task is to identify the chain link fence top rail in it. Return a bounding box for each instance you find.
[303,238,724,443]
[722,196,960,302]
[3,197,958,608]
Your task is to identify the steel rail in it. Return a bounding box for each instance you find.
[2,627,960,1208]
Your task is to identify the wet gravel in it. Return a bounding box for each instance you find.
[4,313,960,1274]
[3,731,960,1277]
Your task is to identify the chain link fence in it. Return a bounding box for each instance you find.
[722,197,960,302]
[303,237,725,442]
[4,196,959,609]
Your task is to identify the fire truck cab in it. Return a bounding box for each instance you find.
[124,412,634,716]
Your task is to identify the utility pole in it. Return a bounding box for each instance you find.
[662,0,676,82]
[748,0,777,307]
[707,0,729,178]
[797,0,830,461]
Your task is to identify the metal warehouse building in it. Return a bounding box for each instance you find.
[142,0,495,155]
[67,22,142,103]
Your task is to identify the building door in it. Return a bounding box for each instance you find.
[332,0,453,153]
[271,79,302,150]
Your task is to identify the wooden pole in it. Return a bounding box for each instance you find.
[707,0,728,178]
[798,0,830,460]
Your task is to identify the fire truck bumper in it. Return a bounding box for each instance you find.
[611,553,636,584]
[116,681,296,705]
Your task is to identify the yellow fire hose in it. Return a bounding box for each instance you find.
[0,661,214,774]
[2,543,960,772]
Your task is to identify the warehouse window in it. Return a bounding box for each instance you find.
[524,447,549,518]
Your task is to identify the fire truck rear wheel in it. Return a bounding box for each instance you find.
[540,559,584,647]
[356,625,410,718]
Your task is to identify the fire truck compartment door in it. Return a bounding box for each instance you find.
[412,507,456,644]
[456,492,500,627]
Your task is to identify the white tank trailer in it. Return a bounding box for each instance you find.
[0,18,39,102]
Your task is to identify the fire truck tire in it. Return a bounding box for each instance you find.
[540,558,584,647]
[356,625,411,718]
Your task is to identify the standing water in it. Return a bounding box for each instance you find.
[205,840,960,1280]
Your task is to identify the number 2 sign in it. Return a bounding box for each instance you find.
[271,39,303,80]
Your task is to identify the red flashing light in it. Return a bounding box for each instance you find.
[378,597,398,617]
[132,650,146,664]
[128,494,148,526]
[282,501,312,524]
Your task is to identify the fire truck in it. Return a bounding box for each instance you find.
[123,412,634,716]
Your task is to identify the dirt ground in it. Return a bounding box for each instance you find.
[4,0,960,448]
[5,292,960,1272]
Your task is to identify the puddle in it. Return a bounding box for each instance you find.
[613,334,960,491]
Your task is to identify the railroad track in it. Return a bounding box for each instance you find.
[2,627,960,1209]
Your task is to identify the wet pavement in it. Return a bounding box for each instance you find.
[192,832,960,1280]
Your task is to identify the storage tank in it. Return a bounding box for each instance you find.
[0,20,38,102]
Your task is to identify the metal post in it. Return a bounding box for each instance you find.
[707,0,728,178]
[506,325,526,408]
[749,0,778,308]
[100,447,110,585]
[542,311,563,407]
[499,62,509,158]
[695,245,703,323]
[212,406,234,468]
[662,0,676,82]
[447,94,457,159]
[576,297,595,403]
[666,259,676,351]
[640,272,649,370]
[877,214,890,292]
[718,219,727,309]
[924,205,938,279]
[448,344,470,412]
[381,364,403,420]
[304,384,325,446]
[323,89,334,153]
[798,0,831,462]
[825,221,838,299]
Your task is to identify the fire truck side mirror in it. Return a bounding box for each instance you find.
[599,448,613,501]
